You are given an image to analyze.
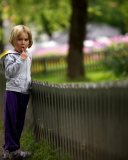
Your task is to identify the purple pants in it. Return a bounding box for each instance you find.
[3,91,29,152]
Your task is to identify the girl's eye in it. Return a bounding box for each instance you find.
[17,39,29,41]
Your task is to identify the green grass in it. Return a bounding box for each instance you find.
[0,120,4,134]
[0,122,71,160]
[32,69,128,83]
[20,126,58,160]
[20,126,72,160]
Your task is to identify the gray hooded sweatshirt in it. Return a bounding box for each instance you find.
[0,49,32,94]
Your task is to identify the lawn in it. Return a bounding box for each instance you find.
[32,68,128,83]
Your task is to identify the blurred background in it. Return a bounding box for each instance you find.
[0,0,128,81]
[1,1,128,160]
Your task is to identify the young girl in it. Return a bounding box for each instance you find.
[0,25,33,159]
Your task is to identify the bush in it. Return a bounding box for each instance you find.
[104,44,128,76]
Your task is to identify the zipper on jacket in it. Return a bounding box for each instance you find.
[24,59,27,88]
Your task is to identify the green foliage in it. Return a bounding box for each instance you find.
[2,0,71,38]
[32,0,71,37]
[88,0,128,34]
[118,0,128,33]
[1,0,128,37]
[104,44,128,76]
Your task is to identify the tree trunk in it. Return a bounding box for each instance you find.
[67,0,88,79]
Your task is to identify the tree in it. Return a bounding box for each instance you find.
[67,0,88,79]
[118,0,128,34]
[0,0,31,55]
[88,0,128,34]
[1,0,71,40]
[28,0,71,39]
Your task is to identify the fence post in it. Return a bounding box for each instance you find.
[42,58,47,75]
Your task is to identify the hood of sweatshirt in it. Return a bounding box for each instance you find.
[0,49,28,70]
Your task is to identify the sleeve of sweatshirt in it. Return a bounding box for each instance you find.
[4,54,25,78]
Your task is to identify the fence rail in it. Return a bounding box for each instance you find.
[30,79,128,160]
[31,48,128,75]
[1,48,128,76]
[31,52,105,75]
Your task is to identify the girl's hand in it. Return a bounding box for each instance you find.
[20,48,28,59]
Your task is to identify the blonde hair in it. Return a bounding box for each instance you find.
[9,25,33,48]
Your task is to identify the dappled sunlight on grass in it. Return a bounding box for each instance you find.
[86,70,116,82]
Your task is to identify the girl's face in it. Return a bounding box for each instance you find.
[14,32,30,53]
